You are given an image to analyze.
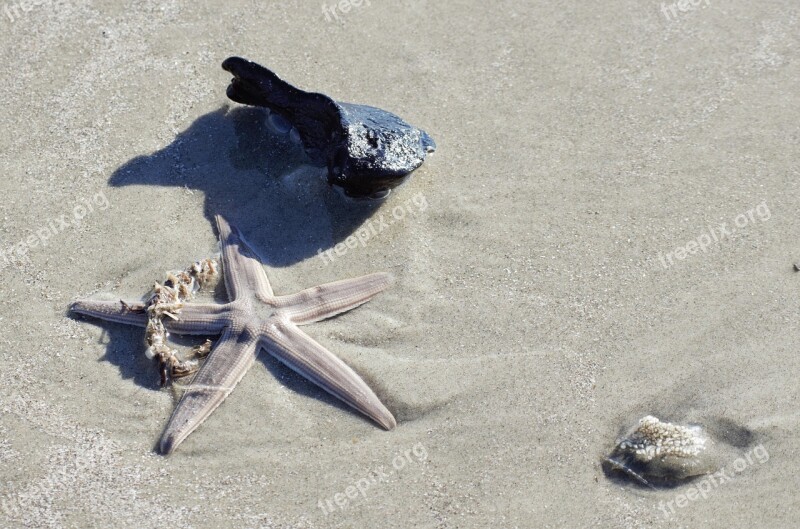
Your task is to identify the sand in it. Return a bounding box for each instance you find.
[1,0,798,527]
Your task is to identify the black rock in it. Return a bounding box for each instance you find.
[222,57,435,198]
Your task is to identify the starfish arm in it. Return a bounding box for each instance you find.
[159,328,259,454]
[70,299,231,336]
[215,215,274,301]
[277,272,394,325]
[168,302,232,335]
[262,319,396,430]
[70,299,148,327]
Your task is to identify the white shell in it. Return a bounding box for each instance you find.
[606,415,721,485]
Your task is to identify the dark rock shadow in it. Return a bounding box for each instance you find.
[600,456,706,491]
[109,105,381,267]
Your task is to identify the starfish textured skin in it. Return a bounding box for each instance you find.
[70,215,396,454]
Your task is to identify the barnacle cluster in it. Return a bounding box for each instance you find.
[144,258,219,385]
[617,415,707,462]
[604,415,717,487]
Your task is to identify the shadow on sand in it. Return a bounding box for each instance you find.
[109,104,381,267]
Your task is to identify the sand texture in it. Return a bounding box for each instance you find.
[0,1,798,527]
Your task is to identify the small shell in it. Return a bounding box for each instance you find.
[604,416,720,487]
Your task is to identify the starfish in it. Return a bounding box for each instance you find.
[70,215,396,454]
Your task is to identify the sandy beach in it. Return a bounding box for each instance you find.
[1,1,798,527]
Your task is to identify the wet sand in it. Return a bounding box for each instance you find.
[0,1,798,527]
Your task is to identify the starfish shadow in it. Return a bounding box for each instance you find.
[108,105,381,267]
[94,324,162,391]
[258,350,364,422]
[76,276,224,391]
[96,305,392,427]
[95,323,386,427]
[89,319,219,392]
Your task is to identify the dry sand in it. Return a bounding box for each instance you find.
[1,1,798,527]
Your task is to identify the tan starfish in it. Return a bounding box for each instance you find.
[70,215,396,454]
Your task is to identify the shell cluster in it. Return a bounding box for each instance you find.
[144,258,219,385]
[605,415,718,487]
[618,415,707,462]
